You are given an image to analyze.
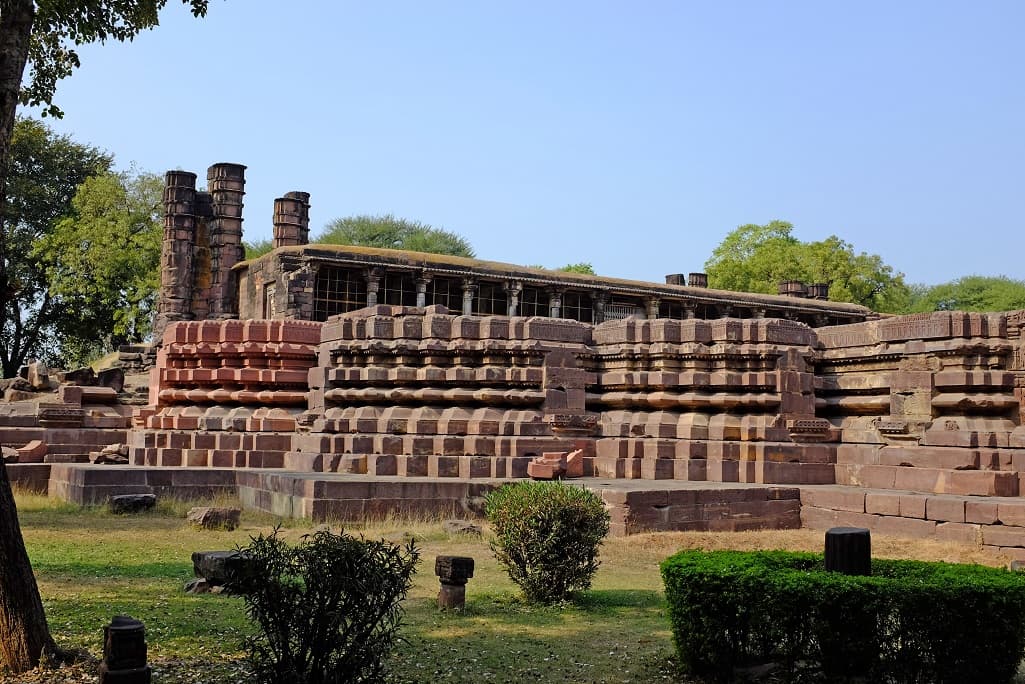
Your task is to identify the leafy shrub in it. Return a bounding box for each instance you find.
[660,549,1025,683]
[228,528,419,684]
[485,480,610,603]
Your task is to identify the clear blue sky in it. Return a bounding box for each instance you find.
[32,1,1025,286]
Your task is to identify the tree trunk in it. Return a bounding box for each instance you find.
[0,462,56,671]
[0,0,37,379]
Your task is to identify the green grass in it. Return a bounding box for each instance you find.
[3,490,1018,683]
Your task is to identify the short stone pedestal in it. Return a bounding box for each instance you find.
[824,527,871,576]
[435,555,474,609]
[99,615,151,683]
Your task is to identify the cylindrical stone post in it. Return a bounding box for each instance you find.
[824,527,871,576]
[435,556,474,609]
[207,163,246,319]
[99,615,151,683]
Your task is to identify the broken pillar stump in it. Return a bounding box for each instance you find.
[99,615,151,683]
[435,555,474,609]
[109,494,156,514]
[824,527,871,576]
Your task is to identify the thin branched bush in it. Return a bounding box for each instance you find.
[228,528,419,684]
[485,480,610,603]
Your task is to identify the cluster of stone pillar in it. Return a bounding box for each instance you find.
[153,164,247,342]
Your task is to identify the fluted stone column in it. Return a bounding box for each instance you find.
[415,275,431,308]
[461,278,477,316]
[548,289,563,319]
[207,163,246,319]
[505,282,521,317]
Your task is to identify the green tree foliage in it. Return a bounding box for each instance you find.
[34,170,162,366]
[243,238,274,260]
[704,220,910,312]
[556,262,596,275]
[317,214,475,257]
[905,275,1025,313]
[1,117,111,375]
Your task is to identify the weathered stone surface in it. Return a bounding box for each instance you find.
[2,446,18,463]
[442,519,482,536]
[191,550,253,587]
[186,506,241,531]
[109,494,156,514]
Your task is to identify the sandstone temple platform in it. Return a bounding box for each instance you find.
[3,164,1025,557]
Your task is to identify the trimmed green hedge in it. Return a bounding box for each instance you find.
[661,550,1025,683]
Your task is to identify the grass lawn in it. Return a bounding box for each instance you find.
[0,490,1014,683]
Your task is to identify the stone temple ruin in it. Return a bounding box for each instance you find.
[6,163,1025,555]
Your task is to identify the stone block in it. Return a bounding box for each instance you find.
[875,515,937,539]
[935,522,982,545]
[800,486,865,512]
[925,496,965,523]
[966,499,1000,524]
[865,492,901,516]
[983,526,1025,549]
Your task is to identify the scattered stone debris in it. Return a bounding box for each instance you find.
[109,494,156,514]
[527,448,584,480]
[442,519,482,536]
[186,506,241,531]
[97,367,126,393]
[90,444,130,464]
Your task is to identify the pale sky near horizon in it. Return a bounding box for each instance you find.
[27,1,1025,287]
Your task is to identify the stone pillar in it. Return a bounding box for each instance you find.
[592,291,608,324]
[207,163,246,319]
[153,170,197,342]
[285,190,311,245]
[752,308,766,319]
[646,297,660,320]
[272,192,310,248]
[415,275,431,308]
[435,556,474,610]
[189,191,214,321]
[365,269,382,307]
[683,303,697,319]
[719,304,733,318]
[504,282,521,317]
[461,278,477,316]
[548,289,563,319]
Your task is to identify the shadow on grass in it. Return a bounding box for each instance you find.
[33,560,193,579]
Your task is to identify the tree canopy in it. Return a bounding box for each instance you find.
[34,169,163,365]
[704,221,910,312]
[1,117,111,375]
[905,275,1025,313]
[317,214,475,258]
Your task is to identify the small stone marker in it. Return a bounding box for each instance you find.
[187,506,241,531]
[98,615,151,683]
[109,494,156,514]
[824,527,871,576]
[435,555,474,609]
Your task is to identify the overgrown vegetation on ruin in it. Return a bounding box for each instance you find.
[3,491,1022,684]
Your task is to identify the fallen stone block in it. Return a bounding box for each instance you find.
[16,440,46,463]
[187,507,241,531]
[191,550,255,590]
[442,519,482,536]
[97,367,125,393]
[109,494,156,514]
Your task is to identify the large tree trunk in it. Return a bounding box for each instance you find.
[0,462,55,671]
[0,0,37,379]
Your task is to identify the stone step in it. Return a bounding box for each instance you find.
[800,484,1025,560]
[838,463,1019,496]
